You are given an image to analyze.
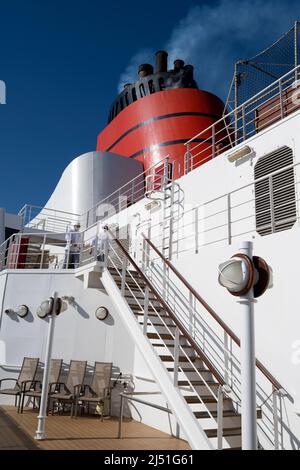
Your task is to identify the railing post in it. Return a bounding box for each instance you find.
[224,331,229,387]
[188,291,194,338]
[145,233,150,270]
[121,256,127,296]
[212,125,216,159]
[272,387,280,450]
[173,327,180,387]
[217,385,224,450]
[242,105,246,141]
[118,394,124,439]
[16,234,21,269]
[227,193,232,245]
[39,234,46,269]
[279,80,284,120]
[185,143,191,174]
[164,157,170,187]
[131,178,135,205]
[143,286,149,335]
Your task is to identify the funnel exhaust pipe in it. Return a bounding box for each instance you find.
[138,64,154,78]
[155,50,168,73]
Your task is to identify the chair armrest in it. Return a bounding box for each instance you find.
[85,384,99,397]
[20,380,40,392]
[48,382,60,393]
[73,384,84,397]
[50,382,70,394]
[0,378,18,389]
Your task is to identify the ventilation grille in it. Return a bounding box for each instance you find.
[255,146,296,236]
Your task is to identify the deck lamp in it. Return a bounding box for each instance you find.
[16,305,29,318]
[218,253,270,297]
[217,242,271,450]
[36,297,68,318]
[95,306,109,321]
[4,305,29,318]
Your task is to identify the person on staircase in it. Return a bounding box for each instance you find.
[63,221,82,269]
[90,225,110,263]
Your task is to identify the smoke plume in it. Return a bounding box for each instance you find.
[119,0,300,99]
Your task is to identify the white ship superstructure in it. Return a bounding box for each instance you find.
[1,28,300,451]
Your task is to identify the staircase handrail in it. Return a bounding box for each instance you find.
[142,234,283,392]
[108,229,225,386]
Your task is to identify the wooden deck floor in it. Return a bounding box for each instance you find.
[0,406,190,450]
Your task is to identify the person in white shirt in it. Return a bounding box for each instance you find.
[63,221,82,268]
[90,225,110,262]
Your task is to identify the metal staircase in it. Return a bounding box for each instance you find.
[110,266,243,449]
[99,228,286,450]
[101,233,246,450]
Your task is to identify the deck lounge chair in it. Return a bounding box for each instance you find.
[74,362,112,419]
[20,358,63,413]
[0,357,39,413]
[50,360,87,415]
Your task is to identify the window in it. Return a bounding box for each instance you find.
[255,146,296,236]
[125,92,129,106]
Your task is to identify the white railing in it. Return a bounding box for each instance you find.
[184,64,300,173]
[18,156,173,235]
[81,155,173,229]
[17,65,300,240]
[18,205,81,234]
[0,232,67,271]
[141,236,287,449]
[105,236,224,449]
[146,161,300,259]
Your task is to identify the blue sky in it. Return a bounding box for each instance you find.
[0,0,300,213]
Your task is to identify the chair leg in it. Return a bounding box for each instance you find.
[17,394,22,414]
[20,393,26,414]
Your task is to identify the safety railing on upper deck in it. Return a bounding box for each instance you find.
[18,156,174,234]
[81,155,174,229]
[146,159,300,260]
[18,205,81,234]
[184,64,300,173]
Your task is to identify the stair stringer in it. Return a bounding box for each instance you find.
[101,268,214,450]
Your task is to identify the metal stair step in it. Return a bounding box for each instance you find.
[128,304,161,313]
[167,367,209,373]
[134,311,169,319]
[178,380,217,387]
[152,344,194,350]
[159,355,198,362]
[193,410,238,419]
[184,395,232,404]
[148,333,174,340]
[205,427,241,439]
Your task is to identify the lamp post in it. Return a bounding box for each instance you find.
[218,241,270,450]
[35,291,58,440]
[34,292,69,440]
[238,242,257,450]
